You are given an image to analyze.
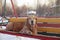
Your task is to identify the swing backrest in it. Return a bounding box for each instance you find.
[9,18,27,22]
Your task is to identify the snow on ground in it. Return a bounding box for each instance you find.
[0,17,8,23]
[0,33,40,40]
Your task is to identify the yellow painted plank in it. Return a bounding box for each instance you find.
[9,18,27,22]
[37,18,60,23]
[37,27,60,34]
[9,18,60,23]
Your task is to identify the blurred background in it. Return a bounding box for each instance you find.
[1,0,60,17]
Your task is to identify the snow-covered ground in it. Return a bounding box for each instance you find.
[0,33,39,40]
[0,17,8,23]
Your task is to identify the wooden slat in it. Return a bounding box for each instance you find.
[37,23,60,27]
[9,18,27,22]
[37,27,60,34]
[37,18,60,23]
[9,18,60,23]
[0,30,59,40]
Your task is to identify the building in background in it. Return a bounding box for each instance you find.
[0,0,2,16]
[55,0,60,16]
[2,0,60,17]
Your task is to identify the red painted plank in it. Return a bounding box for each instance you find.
[37,23,60,28]
[0,30,60,40]
[38,16,60,18]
